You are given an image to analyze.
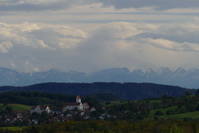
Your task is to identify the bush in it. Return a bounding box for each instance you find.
[166,109,176,115]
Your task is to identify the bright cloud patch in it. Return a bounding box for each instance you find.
[143,38,199,52]
[0,22,88,52]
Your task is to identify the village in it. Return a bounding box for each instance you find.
[0,96,97,126]
[1,91,199,132]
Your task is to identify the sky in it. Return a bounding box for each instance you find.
[0,0,199,72]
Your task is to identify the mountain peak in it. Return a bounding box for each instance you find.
[174,67,187,74]
[132,69,144,75]
[92,67,130,74]
[156,67,172,75]
[145,68,155,75]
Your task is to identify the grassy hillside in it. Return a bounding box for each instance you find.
[149,106,199,120]
[0,104,31,111]
[9,104,31,111]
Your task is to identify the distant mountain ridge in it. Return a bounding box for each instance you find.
[0,67,199,88]
[0,82,196,100]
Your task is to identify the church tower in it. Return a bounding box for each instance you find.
[76,95,81,103]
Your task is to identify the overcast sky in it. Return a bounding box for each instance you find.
[1,0,199,72]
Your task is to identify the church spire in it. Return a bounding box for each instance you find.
[76,95,81,103]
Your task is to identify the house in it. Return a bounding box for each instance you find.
[5,115,16,123]
[30,105,51,114]
[89,107,96,112]
[62,96,89,112]
[83,103,89,110]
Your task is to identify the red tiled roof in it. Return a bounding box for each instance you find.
[40,106,49,110]
[83,103,89,106]
[64,102,80,106]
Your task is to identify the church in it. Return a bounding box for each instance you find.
[62,96,89,112]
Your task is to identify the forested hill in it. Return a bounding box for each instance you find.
[0,82,196,100]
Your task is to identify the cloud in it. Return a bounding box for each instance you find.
[0,41,13,53]
[1,21,199,72]
[0,22,88,51]
[74,22,199,71]
[142,38,199,52]
[91,22,199,52]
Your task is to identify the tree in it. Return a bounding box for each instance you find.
[5,106,13,114]
[154,110,164,116]
[185,92,192,98]
[196,89,199,96]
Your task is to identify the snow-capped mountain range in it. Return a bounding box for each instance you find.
[0,67,199,89]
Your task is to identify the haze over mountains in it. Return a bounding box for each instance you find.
[0,67,199,89]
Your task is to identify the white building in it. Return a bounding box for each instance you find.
[62,102,83,112]
[62,96,89,112]
[30,105,51,114]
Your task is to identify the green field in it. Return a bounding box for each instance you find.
[160,111,199,119]
[149,106,177,116]
[0,104,31,111]
[9,104,31,111]
[0,126,30,132]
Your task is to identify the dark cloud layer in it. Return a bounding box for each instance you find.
[0,1,70,11]
[99,0,199,10]
[0,0,198,11]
